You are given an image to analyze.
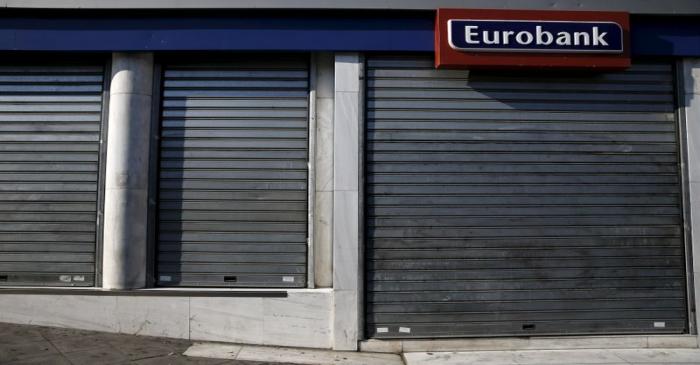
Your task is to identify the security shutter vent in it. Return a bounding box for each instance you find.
[365,55,687,338]
[0,63,105,286]
[157,57,309,287]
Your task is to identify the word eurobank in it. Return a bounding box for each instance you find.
[448,20,624,53]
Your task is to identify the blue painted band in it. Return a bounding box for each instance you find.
[0,14,696,56]
[0,16,433,52]
[632,17,700,57]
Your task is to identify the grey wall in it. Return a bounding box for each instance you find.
[1,51,699,352]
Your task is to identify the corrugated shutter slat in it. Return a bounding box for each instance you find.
[0,64,104,287]
[156,57,309,288]
[365,55,687,338]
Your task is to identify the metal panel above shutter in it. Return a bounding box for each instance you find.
[0,64,104,287]
[365,55,687,338]
[157,57,309,288]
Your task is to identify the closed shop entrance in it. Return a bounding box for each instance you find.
[0,61,106,287]
[365,55,688,338]
[156,56,309,288]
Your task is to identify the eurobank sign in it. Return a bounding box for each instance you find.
[448,20,623,52]
[436,9,630,69]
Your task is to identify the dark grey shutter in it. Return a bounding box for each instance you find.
[365,55,687,338]
[0,64,104,287]
[157,57,309,288]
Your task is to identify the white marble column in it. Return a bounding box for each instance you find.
[314,53,335,288]
[102,53,154,289]
[682,58,700,342]
[332,53,363,350]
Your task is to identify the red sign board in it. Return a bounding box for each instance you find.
[435,9,630,69]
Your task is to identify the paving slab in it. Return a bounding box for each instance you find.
[513,349,628,364]
[404,349,700,365]
[0,325,46,345]
[130,354,231,364]
[49,333,116,353]
[61,345,132,365]
[404,350,519,365]
[0,339,60,363]
[184,343,244,360]
[107,335,191,360]
[5,353,73,365]
[611,349,700,364]
[184,343,405,365]
[37,325,100,341]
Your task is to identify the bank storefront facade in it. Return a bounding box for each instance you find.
[0,0,699,352]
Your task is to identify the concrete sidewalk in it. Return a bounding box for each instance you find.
[4,321,700,365]
[0,322,303,364]
[403,349,700,365]
[0,322,403,365]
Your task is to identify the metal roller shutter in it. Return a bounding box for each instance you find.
[157,57,309,288]
[365,55,688,338]
[0,63,105,287]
